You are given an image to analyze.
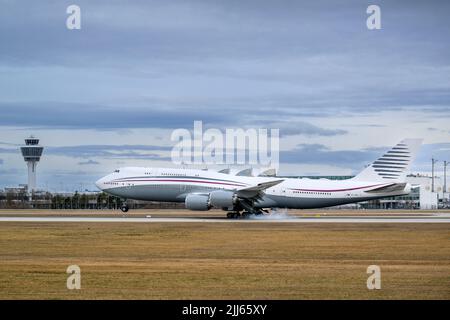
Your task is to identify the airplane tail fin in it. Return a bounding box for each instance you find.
[352,139,422,182]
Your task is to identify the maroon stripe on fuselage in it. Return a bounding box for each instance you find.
[289,183,389,192]
[113,178,247,187]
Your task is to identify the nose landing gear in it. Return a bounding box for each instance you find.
[120,201,129,213]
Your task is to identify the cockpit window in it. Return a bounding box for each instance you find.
[114,169,120,173]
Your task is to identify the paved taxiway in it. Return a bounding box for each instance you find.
[1,214,450,223]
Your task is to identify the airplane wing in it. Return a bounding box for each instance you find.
[232,179,284,214]
[236,179,284,198]
[238,179,284,192]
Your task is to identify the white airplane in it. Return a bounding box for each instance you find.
[95,139,422,218]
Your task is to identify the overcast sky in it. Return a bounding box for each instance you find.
[0,0,449,191]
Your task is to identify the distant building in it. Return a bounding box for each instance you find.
[406,174,443,210]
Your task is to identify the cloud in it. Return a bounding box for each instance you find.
[280,142,450,174]
[77,159,100,165]
[253,121,347,137]
[280,144,378,171]
[0,102,236,129]
[0,147,16,154]
[0,1,449,190]
[0,168,21,175]
[0,143,173,163]
[2,1,450,67]
[0,158,3,165]
[45,144,173,161]
[0,141,20,146]
[0,101,352,138]
[1,1,450,120]
[414,143,450,165]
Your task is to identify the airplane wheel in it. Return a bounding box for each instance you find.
[120,205,129,213]
[227,212,240,219]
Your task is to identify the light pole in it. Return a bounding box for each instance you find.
[431,158,438,193]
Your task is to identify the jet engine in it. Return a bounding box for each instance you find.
[184,191,238,211]
[209,190,236,209]
[185,194,211,211]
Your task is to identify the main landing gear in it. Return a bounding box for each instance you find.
[226,209,269,219]
[226,211,240,219]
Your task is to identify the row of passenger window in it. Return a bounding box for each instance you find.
[293,191,332,195]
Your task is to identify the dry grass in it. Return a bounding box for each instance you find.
[0,222,449,299]
[0,208,448,218]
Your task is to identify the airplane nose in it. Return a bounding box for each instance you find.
[95,177,105,190]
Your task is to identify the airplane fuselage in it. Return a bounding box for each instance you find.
[96,167,411,209]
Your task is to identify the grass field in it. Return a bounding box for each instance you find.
[1,208,448,217]
[0,220,449,299]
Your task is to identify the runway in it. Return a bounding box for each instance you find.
[1,214,450,223]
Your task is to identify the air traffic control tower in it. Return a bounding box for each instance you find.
[20,136,44,192]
